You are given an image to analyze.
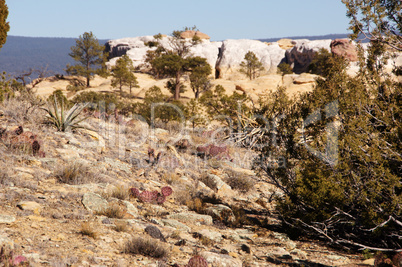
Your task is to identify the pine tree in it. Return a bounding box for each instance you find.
[240,51,265,80]
[111,55,139,96]
[66,32,107,87]
[0,0,10,50]
[342,0,401,52]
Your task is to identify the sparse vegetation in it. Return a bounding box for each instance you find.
[79,222,98,239]
[96,204,125,219]
[124,236,168,259]
[240,51,265,80]
[43,95,89,132]
[277,62,293,75]
[54,162,96,185]
[224,170,254,193]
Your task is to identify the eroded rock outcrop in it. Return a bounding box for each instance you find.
[330,39,358,61]
[285,39,332,73]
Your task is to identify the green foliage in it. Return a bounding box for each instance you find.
[342,0,401,52]
[111,55,139,96]
[188,56,212,99]
[0,72,15,102]
[132,86,185,125]
[308,48,348,77]
[240,51,265,80]
[145,27,209,100]
[71,91,121,113]
[277,62,293,75]
[47,89,69,108]
[253,41,402,249]
[199,84,251,128]
[43,95,89,132]
[186,98,207,129]
[66,32,108,87]
[0,0,9,51]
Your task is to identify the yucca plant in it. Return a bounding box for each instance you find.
[43,94,89,132]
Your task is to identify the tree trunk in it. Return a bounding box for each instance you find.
[174,72,181,100]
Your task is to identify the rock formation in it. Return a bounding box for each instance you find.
[105,35,401,79]
[330,39,358,61]
[285,39,332,73]
[180,30,210,40]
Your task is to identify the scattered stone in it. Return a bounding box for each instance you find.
[167,212,213,226]
[241,244,251,254]
[267,247,292,260]
[200,251,242,267]
[82,192,108,212]
[0,214,16,224]
[198,229,223,243]
[145,225,166,242]
[16,201,42,215]
[159,219,191,232]
[205,204,235,224]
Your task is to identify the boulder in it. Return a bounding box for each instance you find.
[180,30,210,40]
[216,39,285,78]
[277,39,295,50]
[199,251,242,267]
[285,39,332,73]
[82,192,108,212]
[330,39,358,61]
[167,212,213,226]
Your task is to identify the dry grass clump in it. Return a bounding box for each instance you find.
[198,173,217,190]
[79,222,98,239]
[54,161,97,185]
[0,170,10,186]
[124,236,168,259]
[95,204,125,219]
[113,221,129,232]
[108,185,129,200]
[224,170,254,193]
[161,172,180,185]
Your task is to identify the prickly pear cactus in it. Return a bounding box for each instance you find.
[161,186,173,197]
[187,255,208,267]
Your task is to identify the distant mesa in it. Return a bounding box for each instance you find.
[180,30,210,40]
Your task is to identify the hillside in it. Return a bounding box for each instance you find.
[0,87,370,266]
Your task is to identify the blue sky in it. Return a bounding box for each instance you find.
[6,0,351,41]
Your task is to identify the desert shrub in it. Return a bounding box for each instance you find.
[224,170,254,193]
[132,86,186,125]
[199,84,251,130]
[96,204,125,219]
[54,162,96,185]
[124,236,168,259]
[108,185,129,200]
[71,91,121,113]
[0,73,15,103]
[47,89,69,107]
[308,48,348,76]
[113,221,129,232]
[253,41,402,250]
[277,62,293,75]
[43,95,89,132]
[79,222,98,239]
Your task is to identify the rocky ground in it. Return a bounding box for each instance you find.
[0,76,376,267]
